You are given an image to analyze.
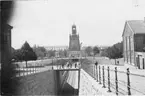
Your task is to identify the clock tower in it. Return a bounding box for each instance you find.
[68,24,81,58]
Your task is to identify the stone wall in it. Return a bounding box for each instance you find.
[79,69,115,95]
[54,70,69,95]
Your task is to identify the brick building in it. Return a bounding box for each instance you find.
[122,19,145,69]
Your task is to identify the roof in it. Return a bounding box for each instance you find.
[127,20,145,34]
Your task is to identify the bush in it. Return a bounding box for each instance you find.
[101,41,123,59]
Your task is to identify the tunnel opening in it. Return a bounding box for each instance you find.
[54,69,80,96]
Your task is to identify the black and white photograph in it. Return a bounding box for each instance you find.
[1,0,145,95]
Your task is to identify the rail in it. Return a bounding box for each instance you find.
[85,64,145,95]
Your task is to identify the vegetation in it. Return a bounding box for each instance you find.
[84,46,93,56]
[101,41,123,59]
[93,46,100,56]
[84,46,100,56]
[47,50,56,58]
[12,41,37,67]
[33,45,47,59]
[58,49,68,57]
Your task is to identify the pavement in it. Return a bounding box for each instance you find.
[84,57,145,95]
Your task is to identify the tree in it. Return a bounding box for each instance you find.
[33,45,47,59]
[47,50,55,58]
[12,49,23,62]
[85,46,93,56]
[100,41,123,59]
[63,49,68,57]
[93,46,100,56]
[58,49,68,57]
[21,41,37,67]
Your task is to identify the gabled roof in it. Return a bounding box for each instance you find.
[127,20,145,34]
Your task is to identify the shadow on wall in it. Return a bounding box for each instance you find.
[1,1,18,95]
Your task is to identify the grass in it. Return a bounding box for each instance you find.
[53,59,69,65]
[4,70,55,95]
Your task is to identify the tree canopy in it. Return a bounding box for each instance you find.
[93,46,100,56]
[47,50,55,58]
[12,41,37,62]
[21,41,37,61]
[85,46,93,56]
[33,45,47,59]
[100,41,123,59]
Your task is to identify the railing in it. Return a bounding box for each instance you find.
[52,62,81,70]
[12,65,52,78]
[88,64,145,95]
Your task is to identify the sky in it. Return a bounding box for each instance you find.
[10,0,145,49]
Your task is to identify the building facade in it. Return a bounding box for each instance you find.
[1,24,13,66]
[122,19,145,69]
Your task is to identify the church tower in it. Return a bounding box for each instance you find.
[69,24,80,51]
[68,24,81,58]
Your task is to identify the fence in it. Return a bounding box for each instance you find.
[86,64,145,95]
[12,64,53,78]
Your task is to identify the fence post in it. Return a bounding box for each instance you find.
[34,63,35,73]
[127,68,131,95]
[92,65,94,77]
[91,65,93,77]
[30,67,31,74]
[93,64,95,79]
[22,66,24,76]
[19,67,20,77]
[115,67,118,95]
[107,66,111,92]
[27,67,28,76]
[96,65,98,82]
[102,66,106,88]
[34,65,35,73]
[99,66,101,84]
[93,64,94,78]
